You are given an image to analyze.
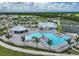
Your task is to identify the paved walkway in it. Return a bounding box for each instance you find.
[0,40,76,56]
[71,47,79,53]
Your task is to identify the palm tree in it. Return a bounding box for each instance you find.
[39,27,43,33]
[46,39,53,51]
[21,36,26,48]
[13,21,17,26]
[65,39,73,54]
[33,37,40,49]
[42,34,45,39]
[5,33,12,43]
[49,27,53,30]
[65,39,72,45]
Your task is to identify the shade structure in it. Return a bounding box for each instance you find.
[10,26,28,34]
[38,22,57,29]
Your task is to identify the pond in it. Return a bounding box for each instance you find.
[61,20,79,35]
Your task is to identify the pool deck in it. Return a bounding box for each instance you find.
[0,31,77,52]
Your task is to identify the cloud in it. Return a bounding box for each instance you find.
[31,2,77,11]
[0,2,78,12]
[40,3,75,10]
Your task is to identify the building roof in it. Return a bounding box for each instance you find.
[38,22,57,28]
[10,26,27,31]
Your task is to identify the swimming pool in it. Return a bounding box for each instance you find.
[25,32,71,48]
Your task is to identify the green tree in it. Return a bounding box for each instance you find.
[75,37,79,45]
[46,39,53,51]
[56,20,62,33]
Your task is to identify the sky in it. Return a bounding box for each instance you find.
[0,2,79,12]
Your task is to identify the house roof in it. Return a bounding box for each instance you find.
[10,26,27,31]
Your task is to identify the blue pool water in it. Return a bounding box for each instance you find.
[25,32,71,48]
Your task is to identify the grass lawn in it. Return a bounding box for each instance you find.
[62,48,79,55]
[75,14,79,17]
[0,46,35,56]
[0,31,6,36]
